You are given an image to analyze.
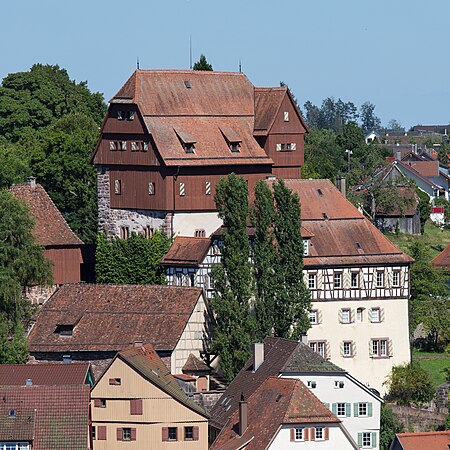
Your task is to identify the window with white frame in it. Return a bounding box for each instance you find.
[358,402,368,417]
[131,142,138,152]
[371,338,389,357]
[120,141,127,151]
[334,272,342,289]
[0,444,29,450]
[109,141,117,151]
[309,309,318,325]
[340,308,351,323]
[309,341,326,358]
[376,271,384,287]
[357,307,364,322]
[143,142,149,152]
[343,341,353,357]
[307,380,316,389]
[334,380,345,389]
[351,272,359,288]
[148,182,155,195]
[294,427,303,441]
[308,273,316,289]
[362,432,372,448]
[315,427,324,440]
[393,271,400,287]
[371,307,381,323]
[336,403,346,416]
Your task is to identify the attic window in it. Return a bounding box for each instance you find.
[117,110,134,120]
[284,111,289,122]
[174,128,196,154]
[220,127,242,153]
[356,242,362,249]
[184,80,191,88]
[317,189,323,196]
[55,325,74,336]
[322,213,328,220]
[276,143,296,152]
[8,409,16,418]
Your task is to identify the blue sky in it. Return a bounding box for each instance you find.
[2,0,449,128]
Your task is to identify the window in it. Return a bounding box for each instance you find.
[315,427,324,440]
[334,272,342,289]
[179,182,185,196]
[340,308,351,323]
[144,225,153,238]
[94,398,106,408]
[54,324,74,336]
[128,111,135,120]
[309,309,318,325]
[357,307,364,322]
[393,271,400,287]
[343,341,353,358]
[303,239,309,256]
[131,142,138,152]
[194,229,206,238]
[92,426,96,440]
[362,432,372,448]
[0,444,30,450]
[308,273,316,289]
[358,402,368,417]
[114,179,122,195]
[117,110,123,120]
[168,427,177,441]
[130,399,143,415]
[276,143,296,152]
[109,378,121,385]
[376,271,384,287]
[307,380,316,389]
[371,307,381,323]
[120,226,130,239]
[205,181,211,195]
[109,141,117,151]
[123,428,131,441]
[117,110,134,120]
[336,402,346,416]
[334,380,345,389]
[97,426,107,440]
[371,338,389,358]
[190,273,195,287]
[229,142,240,152]
[184,427,193,440]
[351,272,359,288]
[148,182,155,195]
[294,427,303,441]
[284,111,289,122]
[120,141,127,151]
[309,341,326,358]
[143,142,149,152]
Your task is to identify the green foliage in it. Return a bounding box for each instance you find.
[193,54,213,71]
[272,179,311,339]
[380,404,404,450]
[211,174,254,383]
[408,242,450,348]
[416,189,431,234]
[0,189,52,363]
[434,197,450,226]
[0,143,30,188]
[360,101,382,132]
[95,231,171,284]
[385,361,434,406]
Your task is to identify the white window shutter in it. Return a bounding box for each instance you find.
[291,142,296,150]
[369,340,373,357]
[284,111,289,121]
[318,310,323,324]
[326,342,331,360]
[369,308,373,323]
[129,111,135,120]
[109,141,116,150]
[340,342,344,357]
[388,339,393,357]
[276,143,282,151]
[352,341,357,357]
[380,308,385,322]
[179,182,185,196]
[205,181,211,195]
[350,308,354,323]
[338,309,343,323]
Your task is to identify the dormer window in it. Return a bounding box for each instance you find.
[174,128,196,154]
[55,324,74,336]
[276,143,296,152]
[109,141,117,151]
[117,110,134,120]
[303,239,309,256]
[220,126,242,153]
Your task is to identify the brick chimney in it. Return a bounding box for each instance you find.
[239,394,248,436]
[252,343,264,372]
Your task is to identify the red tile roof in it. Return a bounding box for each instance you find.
[0,362,90,386]
[161,236,211,266]
[394,431,450,450]
[211,377,340,450]
[10,182,83,247]
[182,353,210,373]
[432,244,450,269]
[0,384,90,449]
[28,283,204,352]
[111,344,208,417]
[401,160,440,177]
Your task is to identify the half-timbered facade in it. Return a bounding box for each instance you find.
[162,179,413,394]
[92,70,307,238]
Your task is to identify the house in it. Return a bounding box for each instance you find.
[365,131,380,144]
[163,179,413,394]
[0,362,93,386]
[389,430,450,450]
[91,343,208,449]
[0,384,91,449]
[10,178,91,304]
[27,283,212,380]
[431,244,450,270]
[91,69,307,239]
[211,376,359,450]
[210,338,382,450]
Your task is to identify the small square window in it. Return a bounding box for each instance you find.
[183,143,195,153]
[131,142,138,152]
[294,427,303,441]
[334,273,342,289]
[334,380,345,389]
[229,142,240,153]
[307,380,316,389]
[341,308,351,323]
[109,378,121,385]
[184,426,193,440]
[315,427,324,440]
[168,427,177,441]
[109,141,117,151]
[337,402,346,416]
[128,111,135,120]
[117,111,124,120]
[205,181,211,195]
[308,273,316,289]
[194,229,206,238]
[123,428,132,441]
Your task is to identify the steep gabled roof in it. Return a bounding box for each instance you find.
[393,431,450,450]
[108,344,208,418]
[0,362,90,386]
[210,337,345,430]
[0,384,90,449]
[432,244,450,269]
[10,182,83,247]
[28,283,203,352]
[161,236,211,267]
[211,377,343,450]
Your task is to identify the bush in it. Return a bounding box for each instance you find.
[384,362,434,406]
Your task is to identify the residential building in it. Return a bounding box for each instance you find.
[210,338,382,450]
[27,284,212,380]
[0,384,90,449]
[91,69,307,238]
[431,244,450,269]
[211,376,359,450]
[91,343,208,449]
[389,430,450,450]
[10,178,92,304]
[163,179,413,394]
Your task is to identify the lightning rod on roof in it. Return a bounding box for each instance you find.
[239,59,242,73]
[189,35,193,70]
[137,57,140,70]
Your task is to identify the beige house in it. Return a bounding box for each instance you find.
[91,344,209,449]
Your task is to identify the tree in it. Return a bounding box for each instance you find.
[408,242,450,349]
[380,404,404,450]
[384,361,434,406]
[193,54,213,71]
[95,231,171,284]
[0,189,52,363]
[211,174,254,382]
[387,119,403,131]
[415,189,431,234]
[360,101,381,133]
[272,179,311,339]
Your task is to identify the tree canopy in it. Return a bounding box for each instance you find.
[193,54,213,71]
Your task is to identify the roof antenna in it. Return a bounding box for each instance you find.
[239,59,242,73]
[136,57,140,70]
[189,35,193,69]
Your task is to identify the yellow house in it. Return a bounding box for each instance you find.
[91,343,209,449]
